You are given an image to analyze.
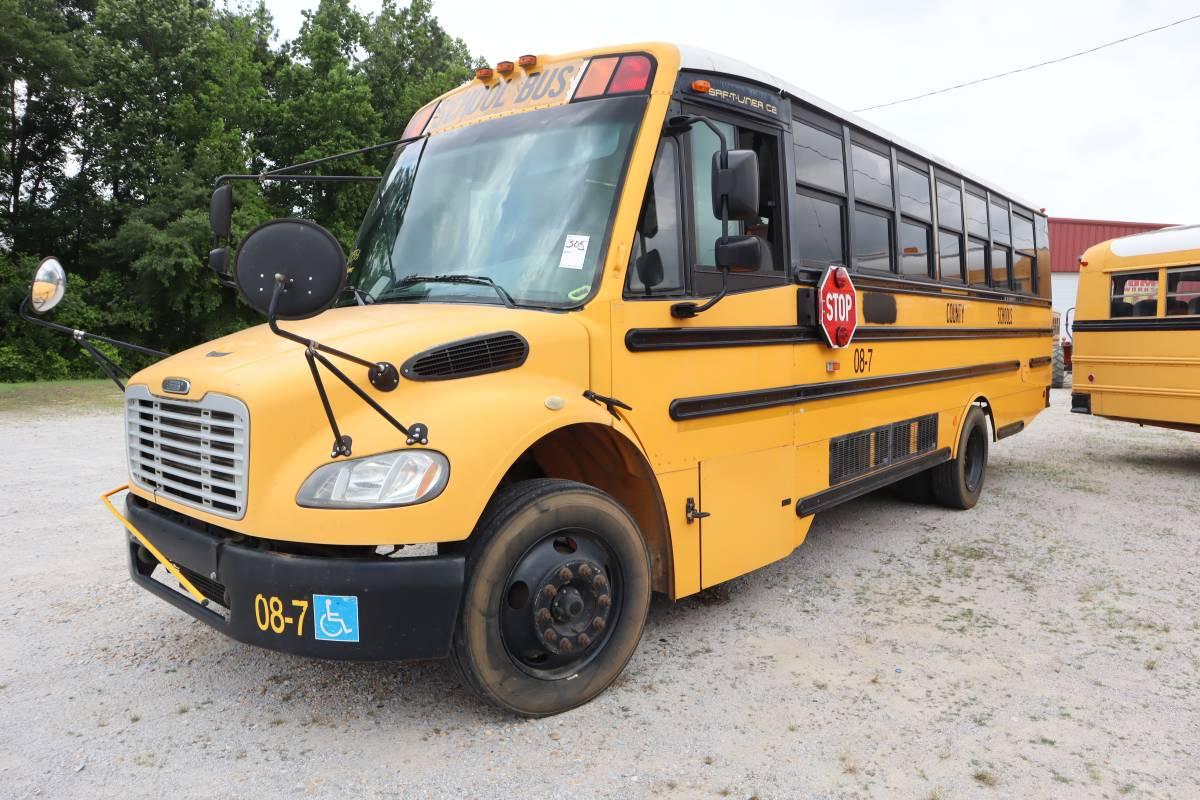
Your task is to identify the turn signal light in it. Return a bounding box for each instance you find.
[475,67,494,81]
[518,54,537,69]
[496,61,514,76]
[691,79,711,93]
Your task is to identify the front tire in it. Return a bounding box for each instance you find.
[451,479,651,717]
[931,405,989,510]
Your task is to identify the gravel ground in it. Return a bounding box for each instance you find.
[1,388,1197,800]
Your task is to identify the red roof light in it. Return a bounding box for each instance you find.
[608,55,652,94]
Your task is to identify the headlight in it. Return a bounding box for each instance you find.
[296,449,449,508]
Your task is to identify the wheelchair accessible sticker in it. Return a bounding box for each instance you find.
[314,594,360,643]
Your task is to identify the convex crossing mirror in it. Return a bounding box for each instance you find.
[30,256,66,313]
[235,218,347,320]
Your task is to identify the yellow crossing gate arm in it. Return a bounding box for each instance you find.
[101,485,206,604]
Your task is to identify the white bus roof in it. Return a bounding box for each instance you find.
[1109,224,1200,258]
[676,45,1042,213]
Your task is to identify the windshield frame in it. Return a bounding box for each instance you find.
[343,94,652,312]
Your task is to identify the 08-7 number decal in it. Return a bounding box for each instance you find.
[254,593,309,636]
[852,347,874,374]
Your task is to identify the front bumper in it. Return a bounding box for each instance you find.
[124,496,464,660]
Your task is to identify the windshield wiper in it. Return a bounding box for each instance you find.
[377,274,516,309]
[341,285,374,305]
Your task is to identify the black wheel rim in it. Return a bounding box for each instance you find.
[964,426,986,493]
[498,528,622,679]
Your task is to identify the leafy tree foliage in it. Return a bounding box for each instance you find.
[0,0,474,380]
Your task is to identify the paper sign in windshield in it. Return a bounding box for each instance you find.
[559,234,590,269]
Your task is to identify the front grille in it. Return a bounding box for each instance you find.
[401,332,528,380]
[125,385,249,519]
[829,413,939,485]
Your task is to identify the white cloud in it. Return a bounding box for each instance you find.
[263,0,1200,222]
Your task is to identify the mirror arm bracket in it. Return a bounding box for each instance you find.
[266,277,424,457]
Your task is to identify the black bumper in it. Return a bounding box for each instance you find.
[124,497,464,661]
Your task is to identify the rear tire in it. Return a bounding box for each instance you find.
[931,406,989,510]
[1051,343,1065,389]
[451,479,651,717]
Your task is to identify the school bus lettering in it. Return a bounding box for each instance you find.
[23,43,1053,717]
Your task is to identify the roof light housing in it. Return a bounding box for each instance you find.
[475,66,493,81]
[496,60,514,76]
[517,54,537,69]
[572,54,655,100]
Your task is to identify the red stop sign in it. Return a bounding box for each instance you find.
[817,265,857,348]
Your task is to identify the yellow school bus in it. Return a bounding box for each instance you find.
[23,42,1053,716]
[1070,225,1200,432]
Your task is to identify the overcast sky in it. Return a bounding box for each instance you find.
[264,0,1199,223]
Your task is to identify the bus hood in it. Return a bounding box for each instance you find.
[129,302,592,403]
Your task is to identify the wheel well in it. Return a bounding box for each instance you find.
[972,395,997,441]
[497,424,673,596]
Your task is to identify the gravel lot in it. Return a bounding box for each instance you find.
[1,388,1197,800]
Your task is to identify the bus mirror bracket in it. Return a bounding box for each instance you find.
[665,114,761,319]
[236,218,426,457]
[18,256,168,391]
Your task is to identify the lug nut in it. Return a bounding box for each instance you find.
[597,594,611,609]
[536,608,552,623]
[593,574,608,590]
[592,616,606,632]
[559,637,574,653]
[543,628,557,643]
[578,564,593,578]
[543,584,558,599]
[558,566,574,582]
[578,633,591,648]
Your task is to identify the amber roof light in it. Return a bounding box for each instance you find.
[475,67,494,81]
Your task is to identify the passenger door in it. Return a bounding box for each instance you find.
[611,114,800,592]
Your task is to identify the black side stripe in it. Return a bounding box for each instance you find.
[626,326,820,351]
[1028,355,1052,368]
[857,326,1053,342]
[627,325,1051,352]
[669,360,1021,421]
[1073,318,1200,332]
[796,448,951,517]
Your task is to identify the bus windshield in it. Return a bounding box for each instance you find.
[346,96,647,309]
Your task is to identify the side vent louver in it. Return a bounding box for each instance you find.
[401,332,529,381]
[829,413,938,486]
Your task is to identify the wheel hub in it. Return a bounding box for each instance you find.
[532,558,611,656]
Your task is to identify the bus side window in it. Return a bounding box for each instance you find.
[1166,266,1200,316]
[627,139,684,295]
[1111,271,1158,317]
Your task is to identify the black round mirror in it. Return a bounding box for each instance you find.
[30,256,67,313]
[235,219,347,320]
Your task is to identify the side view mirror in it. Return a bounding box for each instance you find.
[30,256,67,313]
[711,149,759,223]
[210,184,233,240]
[634,248,664,291]
[715,235,765,273]
[235,218,346,320]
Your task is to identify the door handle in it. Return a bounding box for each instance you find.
[685,497,709,523]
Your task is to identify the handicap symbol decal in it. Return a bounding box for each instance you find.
[313,594,360,643]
